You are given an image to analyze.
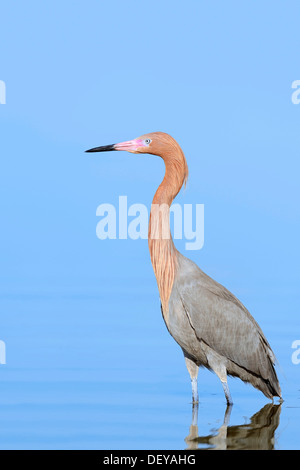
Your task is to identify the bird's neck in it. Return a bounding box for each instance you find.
[148,153,188,313]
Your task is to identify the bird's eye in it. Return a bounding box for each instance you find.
[145,138,151,145]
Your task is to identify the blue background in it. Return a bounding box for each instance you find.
[0,1,299,449]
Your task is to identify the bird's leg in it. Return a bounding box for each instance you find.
[191,401,199,426]
[191,378,198,404]
[221,381,233,406]
[206,351,233,405]
[184,355,199,404]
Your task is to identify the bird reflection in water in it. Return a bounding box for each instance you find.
[185,403,281,450]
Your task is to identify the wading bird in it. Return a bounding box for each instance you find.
[86,132,281,405]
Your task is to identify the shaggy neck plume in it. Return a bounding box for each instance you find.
[148,143,188,313]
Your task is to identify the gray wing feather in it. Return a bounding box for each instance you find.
[169,253,279,388]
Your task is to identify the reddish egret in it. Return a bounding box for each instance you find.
[86,132,281,404]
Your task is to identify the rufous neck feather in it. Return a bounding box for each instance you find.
[148,141,188,312]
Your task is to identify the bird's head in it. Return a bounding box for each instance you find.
[86,131,180,157]
[86,131,188,187]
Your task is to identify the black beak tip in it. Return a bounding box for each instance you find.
[85,144,116,153]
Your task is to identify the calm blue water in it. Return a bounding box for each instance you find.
[0,280,299,450]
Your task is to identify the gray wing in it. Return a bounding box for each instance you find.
[168,253,280,396]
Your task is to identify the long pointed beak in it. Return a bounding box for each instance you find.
[85,144,116,153]
[85,139,144,154]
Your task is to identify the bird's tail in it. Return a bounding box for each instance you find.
[248,342,282,400]
[229,355,282,400]
[257,359,282,400]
